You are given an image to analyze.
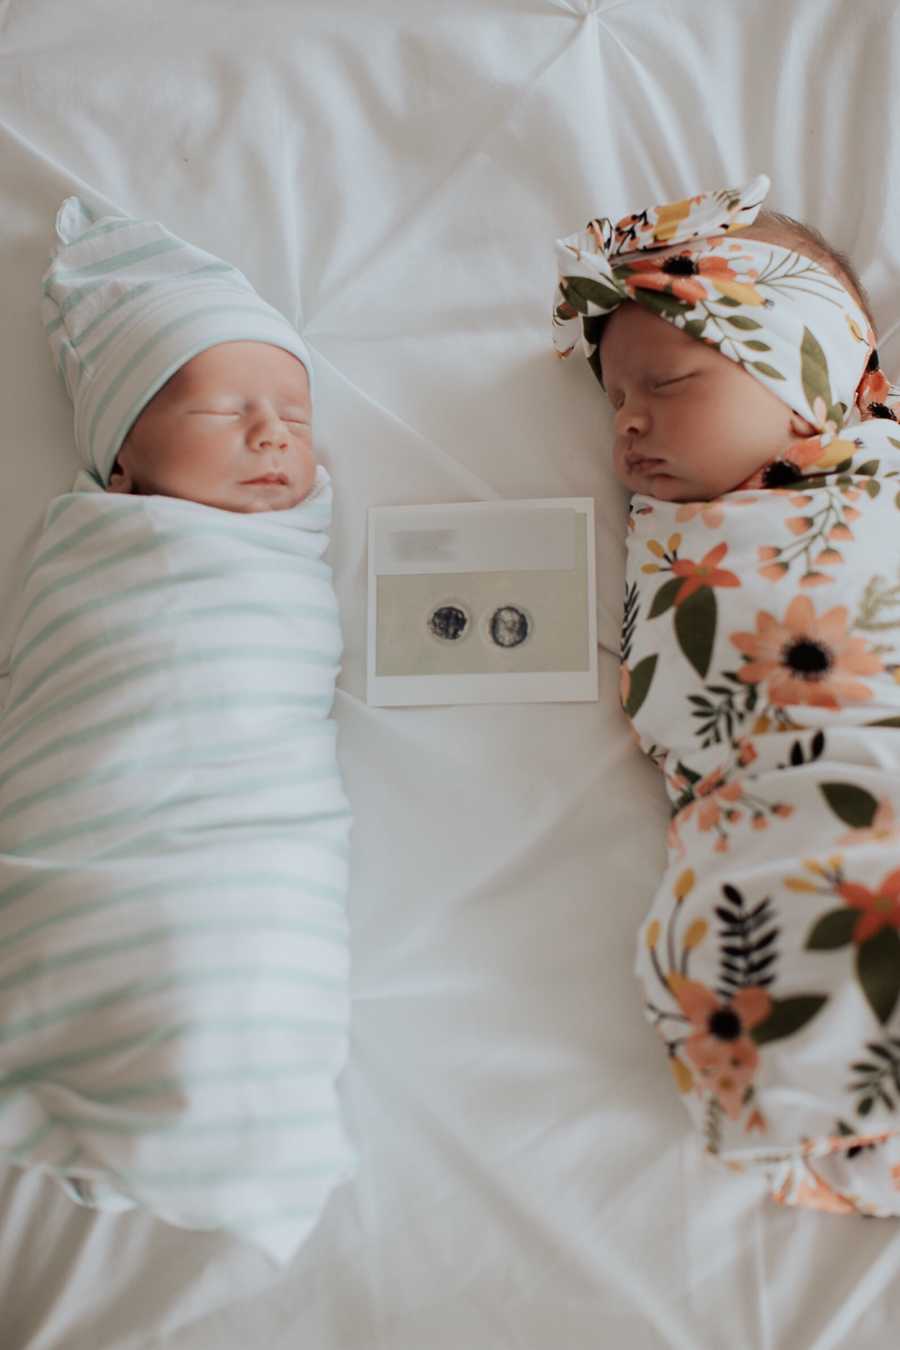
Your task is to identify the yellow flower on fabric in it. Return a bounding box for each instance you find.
[646,539,666,558]
[813,436,859,470]
[645,920,661,949]
[674,869,695,902]
[713,277,766,307]
[653,197,692,243]
[785,877,819,893]
[669,1056,694,1093]
[683,919,708,951]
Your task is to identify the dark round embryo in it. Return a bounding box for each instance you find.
[429,604,469,641]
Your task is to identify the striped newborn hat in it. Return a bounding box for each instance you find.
[42,196,313,486]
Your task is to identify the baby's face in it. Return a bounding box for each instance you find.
[108,341,316,512]
[599,303,808,501]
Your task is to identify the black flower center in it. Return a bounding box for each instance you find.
[761,459,802,489]
[708,1008,742,1041]
[868,401,898,421]
[781,637,833,680]
[662,254,698,276]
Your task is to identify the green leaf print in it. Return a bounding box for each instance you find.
[820,782,879,829]
[723,315,762,330]
[624,654,657,719]
[647,577,682,619]
[674,586,717,680]
[751,995,828,1046]
[634,289,691,318]
[800,326,834,416]
[563,276,623,313]
[857,928,900,1024]
[750,361,785,380]
[807,908,858,950]
[681,318,707,340]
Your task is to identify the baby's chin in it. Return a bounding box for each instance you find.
[620,472,701,502]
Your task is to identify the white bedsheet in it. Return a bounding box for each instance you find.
[2,1,900,1346]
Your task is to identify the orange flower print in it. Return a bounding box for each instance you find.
[739,434,859,490]
[669,976,771,1119]
[670,541,740,605]
[679,768,742,833]
[622,252,762,306]
[676,501,724,530]
[731,596,883,708]
[838,867,900,943]
[857,349,900,422]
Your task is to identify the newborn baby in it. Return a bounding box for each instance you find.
[554,175,900,1215]
[0,198,353,1263]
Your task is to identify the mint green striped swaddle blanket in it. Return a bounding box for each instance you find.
[0,463,354,1263]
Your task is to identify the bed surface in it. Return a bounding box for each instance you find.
[2,1,900,1346]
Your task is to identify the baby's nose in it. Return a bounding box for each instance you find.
[615,403,650,437]
[251,416,289,450]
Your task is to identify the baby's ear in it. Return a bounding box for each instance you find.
[106,456,134,494]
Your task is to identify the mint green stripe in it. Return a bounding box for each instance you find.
[0,1016,343,1087]
[18,531,328,659]
[26,502,143,583]
[45,495,80,528]
[7,761,337,856]
[0,809,348,918]
[26,521,333,607]
[44,257,233,336]
[43,1109,333,1138]
[0,690,328,794]
[0,648,327,766]
[44,273,119,318]
[89,300,279,454]
[82,1062,326,1105]
[94,818,351,867]
[10,639,333,720]
[49,236,184,283]
[0,968,348,1044]
[0,872,345,954]
[71,217,140,243]
[77,262,235,356]
[119,1162,343,1188]
[8,567,333,702]
[0,723,330,826]
[0,917,346,997]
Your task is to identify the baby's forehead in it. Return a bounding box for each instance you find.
[599,304,703,374]
[165,343,309,396]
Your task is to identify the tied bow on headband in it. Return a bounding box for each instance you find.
[553,174,897,433]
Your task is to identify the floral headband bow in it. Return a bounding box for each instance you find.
[553,173,895,433]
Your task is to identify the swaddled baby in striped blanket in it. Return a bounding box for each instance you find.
[0,197,353,1263]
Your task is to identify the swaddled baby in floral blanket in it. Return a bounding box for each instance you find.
[554,174,900,1216]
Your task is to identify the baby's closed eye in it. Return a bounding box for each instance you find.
[653,373,696,390]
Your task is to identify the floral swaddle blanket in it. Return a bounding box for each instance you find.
[551,171,900,1213]
[627,425,900,1213]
